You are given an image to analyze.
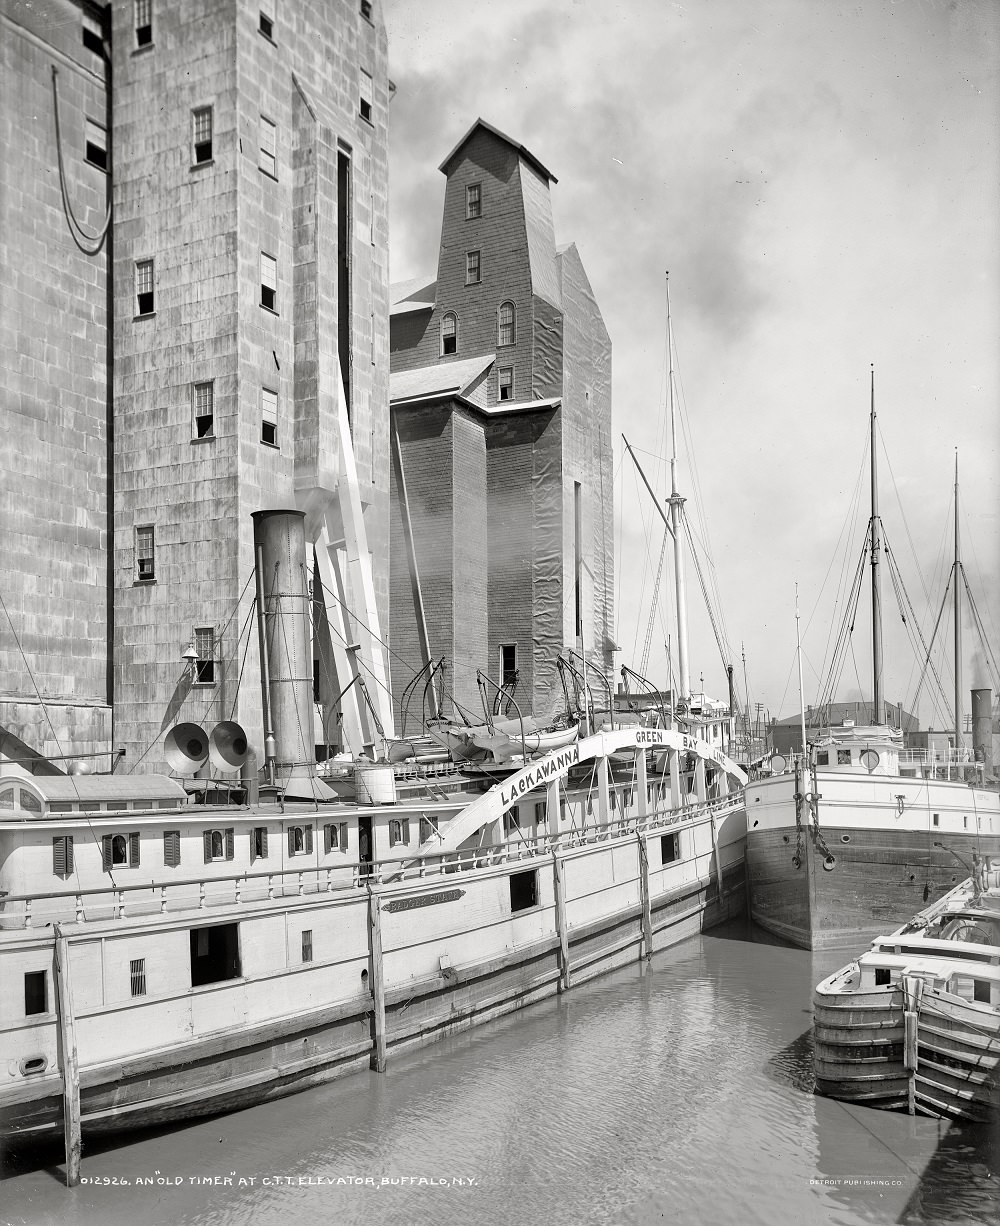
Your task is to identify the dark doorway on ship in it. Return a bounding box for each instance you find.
[358,815,374,878]
[190,922,242,987]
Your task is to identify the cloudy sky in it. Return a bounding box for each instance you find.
[383,0,999,729]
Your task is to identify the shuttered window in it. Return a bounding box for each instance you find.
[102,833,139,870]
[324,823,338,853]
[339,822,348,852]
[52,835,74,877]
[251,826,268,861]
[130,958,147,997]
[203,828,235,862]
[287,824,312,856]
[163,830,181,868]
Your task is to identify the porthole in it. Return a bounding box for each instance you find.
[19,1055,48,1076]
[752,820,759,828]
[782,835,790,844]
[823,855,837,871]
[840,834,851,843]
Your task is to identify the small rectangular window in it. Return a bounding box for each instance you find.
[192,107,213,164]
[194,627,215,684]
[359,69,373,123]
[466,250,481,285]
[193,381,214,438]
[24,971,47,1016]
[534,802,545,827]
[973,979,990,1004]
[932,813,940,827]
[130,958,147,997]
[136,524,155,581]
[503,807,520,836]
[163,829,181,868]
[52,835,74,877]
[135,0,152,47]
[509,869,537,912]
[83,13,104,55]
[251,826,268,861]
[360,0,372,18]
[301,930,313,962]
[259,7,273,39]
[260,252,277,311]
[259,116,276,178]
[85,119,107,171]
[815,751,829,766]
[190,923,241,987]
[500,643,516,689]
[135,258,154,315]
[498,367,513,402]
[466,183,481,219]
[261,387,278,446]
[837,749,852,765]
[874,967,891,986]
[661,832,680,864]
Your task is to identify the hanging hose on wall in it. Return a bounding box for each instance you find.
[51,66,112,256]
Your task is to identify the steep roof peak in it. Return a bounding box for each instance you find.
[438,118,558,184]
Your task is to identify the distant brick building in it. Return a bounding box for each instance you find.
[389,120,613,727]
[2,0,392,770]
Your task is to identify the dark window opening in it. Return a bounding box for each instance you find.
[85,120,107,171]
[360,0,372,18]
[359,69,373,123]
[194,627,215,684]
[190,923,241,987]
[251,826,268,861]
[661,832,680,864]
[503,807,521,837]
[301,930,313,962]
[135,259,154,316]
[193,381,214,438]
[509,869,538,912]
[259,10,273,39]
[130,958,147,997]
[25,971,47,1016]
[135,0,152,47]
[441,312,457,356]
[193,107,213,164]
[260,253,277,311]
[837,749,852,765]
[83,17,104,55]
[261,388,278,446]
[500,643,517,690]
[874,967,891,986]
[498,367,513,402]
[974,979,990,1003]
[815,751,829,766]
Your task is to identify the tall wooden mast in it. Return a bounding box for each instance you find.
[869,366,884,726]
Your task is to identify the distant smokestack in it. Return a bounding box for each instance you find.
[972,688,993,776]
[253,510,334,801]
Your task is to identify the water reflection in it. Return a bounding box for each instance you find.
[1,918,995,1226]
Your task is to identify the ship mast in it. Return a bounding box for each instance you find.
[953,450,962,751]
[666,272,690,708]
[869,366,884,726]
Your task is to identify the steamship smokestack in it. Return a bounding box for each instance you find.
[252,510,335,801]
[971,688,994,778]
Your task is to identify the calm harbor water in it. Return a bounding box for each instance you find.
[2,918,996,1226]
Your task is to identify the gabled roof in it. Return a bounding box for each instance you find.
[438,118,557,184]
[389,276,437,316]
[390,354,496,406]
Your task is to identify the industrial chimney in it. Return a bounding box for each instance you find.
[971,688,994,778]
[253,510,335,801]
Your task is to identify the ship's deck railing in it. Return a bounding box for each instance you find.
[0,794,743,931]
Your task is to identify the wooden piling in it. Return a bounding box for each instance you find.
[53,924,81,1187]
[552,852,571,991]
[637,834,653,960]
[367,889,387,1072]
